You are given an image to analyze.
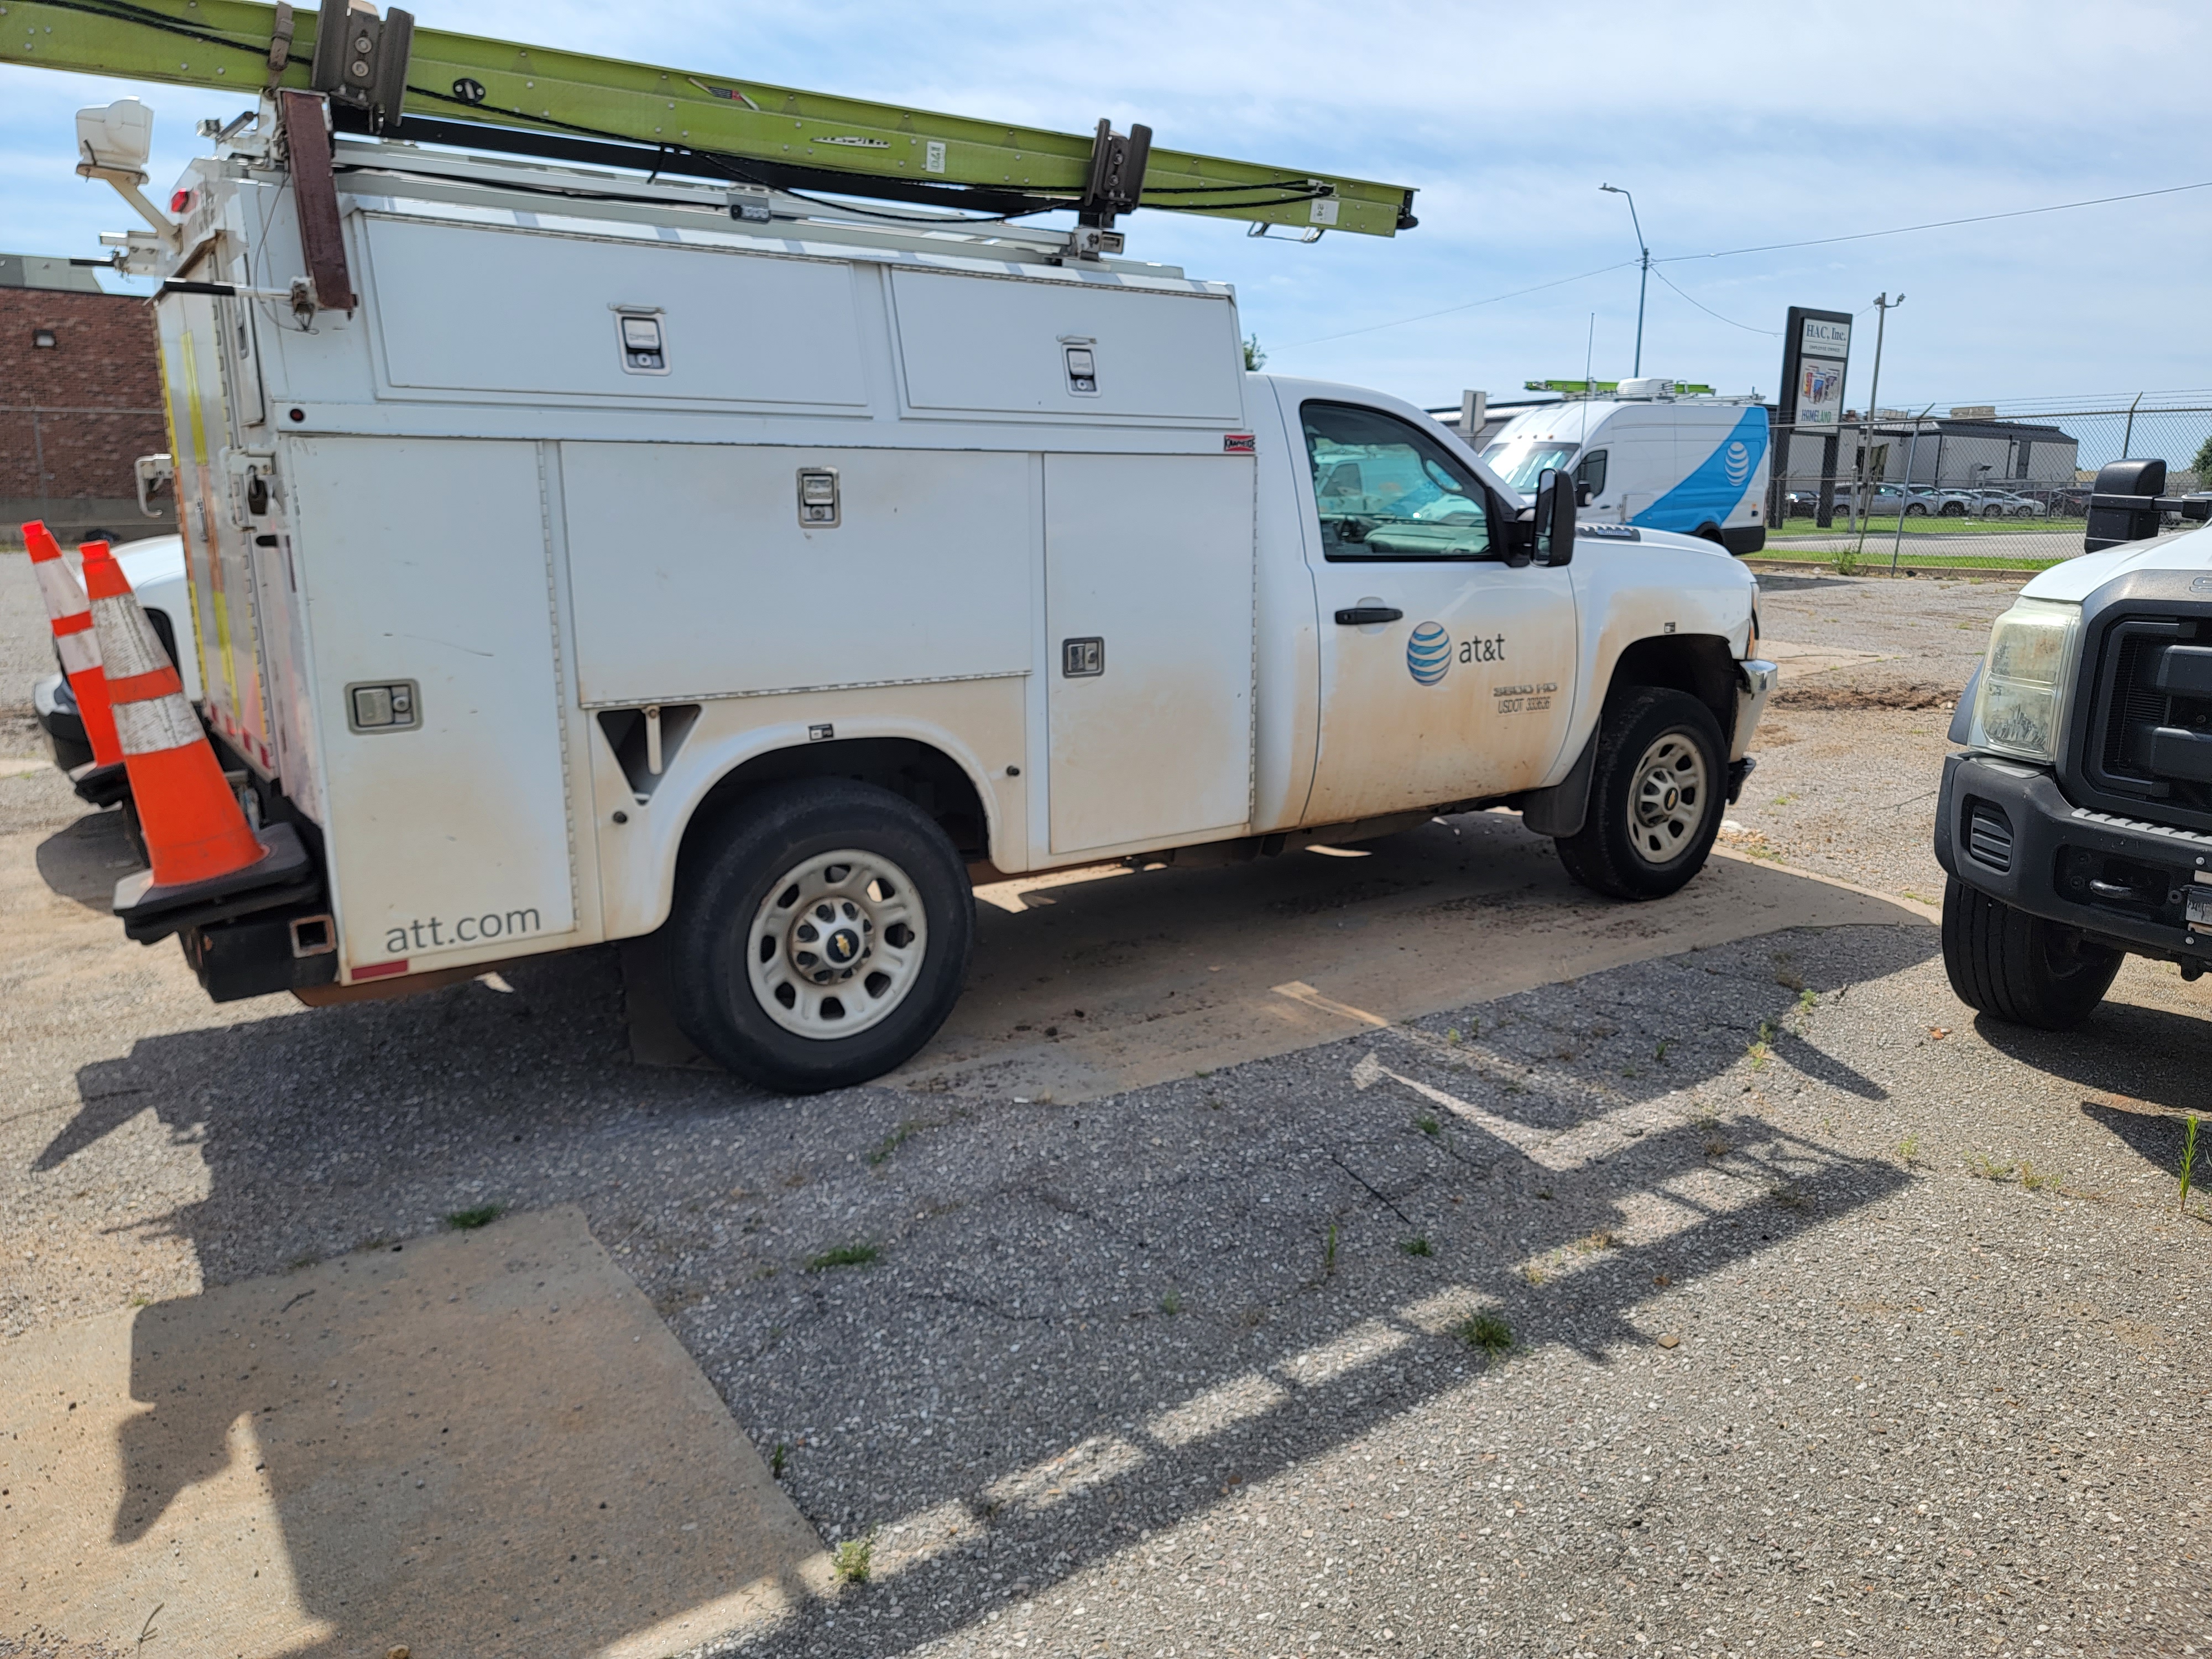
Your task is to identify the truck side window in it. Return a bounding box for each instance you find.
[1302,400,1493,561]
[1576,448,1608,497]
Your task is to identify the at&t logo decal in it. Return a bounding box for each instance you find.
[1406,622,1451,686]
[1723,440,1753,487]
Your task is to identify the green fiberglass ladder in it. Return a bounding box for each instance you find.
[3,0,1417,249]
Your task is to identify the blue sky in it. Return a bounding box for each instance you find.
[5,0,2208,411]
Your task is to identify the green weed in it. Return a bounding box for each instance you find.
[2182,1114,2200,1215]
[770,1442,789,1478]
[805,1243,881,1271]
[1322,1223,1338,1279]
[1159,1290,1183,1316]
[1454,1312,1515,1366]
[832,1535,873,1584]
[1415,1113,1441,1138]
[1897,1134,1921,1166]
[1399,1235,1433,1258]
[866,1121,925,1167]
[444,1204,501,1231]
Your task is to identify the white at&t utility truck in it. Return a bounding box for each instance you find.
[71,88,1774,1092]
[1481,383,1771,555]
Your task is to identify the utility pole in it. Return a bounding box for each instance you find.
[1599,184,1650,378]
[1854,291,1904,548]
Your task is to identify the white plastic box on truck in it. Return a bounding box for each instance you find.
[114,111,1776,1092]
[1481,381,1772,555]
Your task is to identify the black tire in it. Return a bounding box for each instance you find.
[1553,687,1726,901]
[1942,502,1965,517]
[1940,877,2121,1030]
[666,779,974,1094]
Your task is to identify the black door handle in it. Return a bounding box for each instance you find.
[1334,606,1403,625]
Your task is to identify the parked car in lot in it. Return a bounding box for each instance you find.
[32,534,197,770]
[1832,482,1933,518]
[1937,460,2212,1027]
[1970,489,2044,519]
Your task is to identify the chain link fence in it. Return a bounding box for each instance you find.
[1760,392,2212,573]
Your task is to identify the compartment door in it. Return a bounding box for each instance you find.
[1043,453,1254,855]
[286,437,577,973]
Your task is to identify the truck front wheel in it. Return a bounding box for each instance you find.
[1553,687,1725,900]
[667,780,974,1093]
[1940,877,2120,1030]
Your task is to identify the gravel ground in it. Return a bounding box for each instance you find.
[4,566,2209,1658]
[1726,571,2025,904]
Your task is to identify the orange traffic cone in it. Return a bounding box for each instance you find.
[80,539,270,889]
[23,521,128,804]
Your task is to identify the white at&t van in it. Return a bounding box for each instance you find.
[1481,382,1770,555]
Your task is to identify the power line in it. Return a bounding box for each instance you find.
[1653,179,2212,264]
[1276,175,2212,353]
[1281,259,1637,348]
[1648,267,1778,336]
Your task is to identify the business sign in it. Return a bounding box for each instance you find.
[1777,306,1852,430]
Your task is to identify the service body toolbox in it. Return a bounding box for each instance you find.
[137,117,1771,1089]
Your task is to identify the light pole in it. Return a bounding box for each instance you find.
[1599,183,1651,377]
[1855,291,1905,548]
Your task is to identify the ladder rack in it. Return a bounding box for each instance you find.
[2,0,1417,239]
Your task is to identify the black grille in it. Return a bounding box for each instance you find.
[2100,630,2168,779]
[1965,800,2013,873]
[2090,617,2212,810]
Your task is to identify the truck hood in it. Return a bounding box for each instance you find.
[2020,524,2212,603]
[1618,524,1739,558]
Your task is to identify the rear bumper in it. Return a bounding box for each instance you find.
[33,672,86,755]
[1934,750,2212,960]
[1721,524,1767,556]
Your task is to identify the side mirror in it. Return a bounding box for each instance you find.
[2085,458,2166,551]
[1534,467,1576,567]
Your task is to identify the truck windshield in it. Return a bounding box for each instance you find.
[1302,401,1492,561]
[1480,440,1581,492]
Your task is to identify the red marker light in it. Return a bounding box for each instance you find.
[170,188,193,214]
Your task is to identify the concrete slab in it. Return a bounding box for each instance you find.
[2,1206,830,1658]
[1760,637,1886,678]
[894,808,1928,1102]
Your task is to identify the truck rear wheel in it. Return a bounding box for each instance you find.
[1553,687,1725,901]
[1940,877,2120,1030]
[667,780,974,1094]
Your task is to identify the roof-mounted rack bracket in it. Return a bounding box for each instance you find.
[310,0,414,134]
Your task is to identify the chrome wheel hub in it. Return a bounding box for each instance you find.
[747,849,927,1039]
[1627,733,1709,864]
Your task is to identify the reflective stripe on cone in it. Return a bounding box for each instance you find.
[22,520,122,768]
[80,541,269,890]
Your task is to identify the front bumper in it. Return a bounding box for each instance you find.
[1733,658,1777,763]
[1935,750,2212,960]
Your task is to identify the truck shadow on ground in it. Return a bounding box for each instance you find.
[29,907,1937,1657]
[1971,990,2212,1125]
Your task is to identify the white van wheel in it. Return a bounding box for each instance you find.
[667,779,973,1093]
[747,848,928,1038]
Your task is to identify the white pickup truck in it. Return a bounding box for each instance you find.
[107,115,1774,1091]
[1938,459,2212,1026]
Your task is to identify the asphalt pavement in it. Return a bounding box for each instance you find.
[3,559,2206,1659]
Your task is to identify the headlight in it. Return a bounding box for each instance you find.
[1968,597,2081,763]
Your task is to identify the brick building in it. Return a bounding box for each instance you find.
[1,252,175,546]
